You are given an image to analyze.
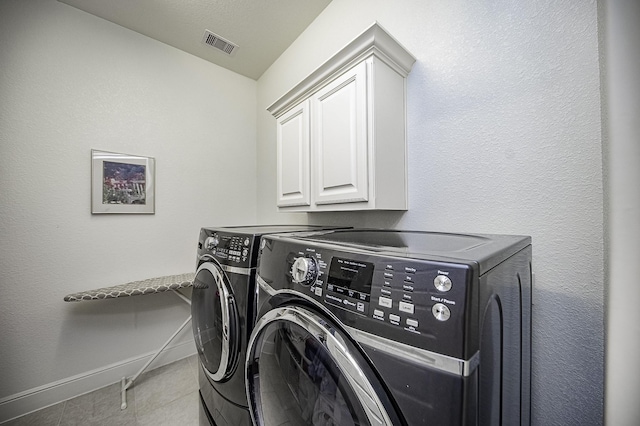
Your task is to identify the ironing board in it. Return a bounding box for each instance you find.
[63,272,195,409]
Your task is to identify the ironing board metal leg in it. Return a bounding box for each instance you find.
[120,377,127,409]
[172,289,192,305]
[120,314,193,410]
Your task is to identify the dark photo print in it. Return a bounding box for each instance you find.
[102,161,147,205]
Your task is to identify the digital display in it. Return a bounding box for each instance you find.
[327,258,374,295]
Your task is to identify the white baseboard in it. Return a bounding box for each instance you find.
[0,340,197,424]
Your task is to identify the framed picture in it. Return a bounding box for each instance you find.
[91,150,155,214]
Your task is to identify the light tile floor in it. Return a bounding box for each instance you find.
[4,355,200,426]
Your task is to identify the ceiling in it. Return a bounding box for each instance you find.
[58,0,332,80]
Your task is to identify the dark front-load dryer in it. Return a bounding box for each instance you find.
[192,225,347,426]
[246,229,532,426]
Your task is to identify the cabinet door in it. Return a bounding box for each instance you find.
[311,61,369,205]
[276,100,310,207]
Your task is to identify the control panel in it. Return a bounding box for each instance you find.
[278,243,472,355]
[198,229,253,268]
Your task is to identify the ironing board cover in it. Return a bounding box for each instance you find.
[63,272,195,302]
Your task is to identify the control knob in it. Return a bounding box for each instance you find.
[291,256,318,285]
[204,234,220,250]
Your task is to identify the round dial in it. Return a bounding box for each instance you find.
[291,256,318,285]
[205,234,220,250]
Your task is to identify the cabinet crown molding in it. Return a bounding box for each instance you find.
[267,22,416,118]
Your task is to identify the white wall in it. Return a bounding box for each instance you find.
[0,0,257,421]
[0,0,612,424]
[603,1,640,425]
[257,1,605,425]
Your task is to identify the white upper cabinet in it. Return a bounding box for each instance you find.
[276,100,310,207]
[312,61,369,206]
[269,23,415,212]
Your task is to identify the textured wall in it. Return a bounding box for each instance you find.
[257,0,604,425]
[0,0,257,407]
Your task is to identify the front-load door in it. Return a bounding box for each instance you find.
[246,305,402,426]
[192,260,240,383]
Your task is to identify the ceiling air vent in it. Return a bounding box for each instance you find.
[202,30,238,56]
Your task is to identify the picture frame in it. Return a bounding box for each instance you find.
[91,150,155,214]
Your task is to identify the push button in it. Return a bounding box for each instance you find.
[432,303,451,321]
[378,296,392,308]
[399,301,415,314]
[406,318,419,328]
[434,275,452,292]
[389,314,400,324]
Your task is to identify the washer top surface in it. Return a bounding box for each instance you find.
[203,224,340,236]
[276,229,531,274]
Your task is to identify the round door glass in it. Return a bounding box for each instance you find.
[247,320,371,425]
[192,263,236,379]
